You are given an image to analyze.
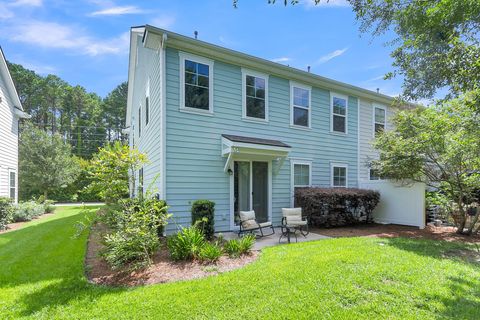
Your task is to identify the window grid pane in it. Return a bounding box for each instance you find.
[294,164,310,186]
[184,59,210,110]
[333,115,346,133]
[333,167,347,187]
[333,97,346,115]
[246,75,266,119]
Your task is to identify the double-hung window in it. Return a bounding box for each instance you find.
[138,106,141,138]
[242,70,268,121]
[180,53,214,113]
[331,94,348,134]
[331,163,348,187]
[9,170,16,201]
[290,83,311,128]
[138,168,144,198]
[374,106,386,137]
[291,161,312,206]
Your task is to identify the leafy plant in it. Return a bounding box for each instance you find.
[199,242,222,263]
[223,239,242,258]
[0,197,14,230]
[13,201,45,222]
[167,226,206,261]
[238,234,256,254]
[191,200,215,240]
[86,142,148,204]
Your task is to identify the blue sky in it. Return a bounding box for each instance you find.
[0,0,405,98]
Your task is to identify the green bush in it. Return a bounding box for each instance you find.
[239,234,256,254]
[224,239,242,258]
[198,242,222,263]
[13,201,45,222]
[167,226,206,261]
[191,200,215,240]
[101,197,170,270]
[43,200,56,214]
[0,197,14,230]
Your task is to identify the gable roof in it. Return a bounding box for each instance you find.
[0,47,24,112]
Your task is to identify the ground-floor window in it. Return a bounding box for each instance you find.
[331,163,348,187]
[9,170,16,201]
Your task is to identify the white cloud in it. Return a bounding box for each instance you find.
[10,0,42,6]
[150,15,176,29]
[90,5,144,16]
[316,47,348,64]
[271,57,291,63]
[0,4,14,19]
[366,75,386,82]
[6,21,128,56]
[302,0,349,9]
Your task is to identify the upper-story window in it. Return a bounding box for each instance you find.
[242,69,268,121]
[331,93,348,134]
[180,52,214,114]
[138,106,141,138]
[290,83,311,128]
[145,78,150,125]
[331,163,348,187]
[374,106,386,137]
[9,170,16,201]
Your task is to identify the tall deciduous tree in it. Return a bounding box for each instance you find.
[372,90,480,235]
[19,123,80,200]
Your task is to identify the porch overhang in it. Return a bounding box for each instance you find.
[221,134,291,173]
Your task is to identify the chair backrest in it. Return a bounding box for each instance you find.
[282,208,302,219]
[239,210,258,229]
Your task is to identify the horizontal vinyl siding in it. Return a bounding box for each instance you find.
[165,48,358,232]
[130,36,163,198]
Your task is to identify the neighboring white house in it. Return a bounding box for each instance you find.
[0,47,29,203]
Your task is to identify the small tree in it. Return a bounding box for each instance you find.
[87,142,148,203]
[372,91,480,235]
[19,123,80,199]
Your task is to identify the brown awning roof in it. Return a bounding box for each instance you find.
[222,134,291,148]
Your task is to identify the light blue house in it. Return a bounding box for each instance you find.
[126,25,425,233]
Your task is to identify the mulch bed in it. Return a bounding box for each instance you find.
[313,223,480,244]
[0,213,55,234]
[85,222,259,287]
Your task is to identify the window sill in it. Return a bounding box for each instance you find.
[179,108,214,117]
[289,124,311,131]
[242,117,269,124]
[330,131,348,137]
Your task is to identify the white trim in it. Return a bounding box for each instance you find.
[221,137,290,156]
[290,81,311,129]
[161,45,167,200]
[330,92,348,134]
[241,68,269,122]
[290,160,312,207]
[229,160,272,230]
[357,98,361,187]
[330,162,348,188]
[372,104,386,138]
[145,77,150,127]
[179,51,214,114]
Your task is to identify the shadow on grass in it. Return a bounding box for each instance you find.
[0,207,126,317]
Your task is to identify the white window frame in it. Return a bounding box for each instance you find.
[290,159,312,206]
[145,77,150,126]
[372,104,386,137]
[242,68,269,122]
[179,52,214,115]
[369,168,382,181]
[290,82,311,129]
[138,105,142,138]
[8,169,16,202]
[330,162,348,188]
[330,93,348,134]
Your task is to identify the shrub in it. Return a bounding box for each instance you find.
[191,200,215,240]
[238,234,256,254]
[0,197,14,230]
[101,197,170,270]
[223,239,242,258]
[12,201,45,222]
[198,242,222,263]
[43,200,56,214]
[295,187,380,227]
[167,226,206,261]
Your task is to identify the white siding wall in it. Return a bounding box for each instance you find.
[359,99,425,228]
[0,75,19,202]
[129,35,164,198]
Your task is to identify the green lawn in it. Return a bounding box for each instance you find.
[1,206,479,319]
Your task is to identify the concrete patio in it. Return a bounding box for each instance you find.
[221,227,330,250]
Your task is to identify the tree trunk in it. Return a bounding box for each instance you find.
[466,209,480,235]
[455,197,467,234]
[43,190,48,200]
